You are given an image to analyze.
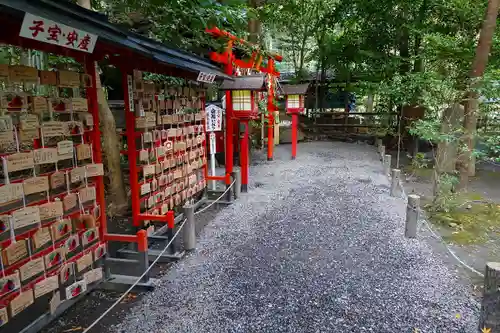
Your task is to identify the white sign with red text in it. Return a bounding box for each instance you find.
[197,72,216,84]
[20,13,98,53]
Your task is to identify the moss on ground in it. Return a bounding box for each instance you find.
[430,200,500,245]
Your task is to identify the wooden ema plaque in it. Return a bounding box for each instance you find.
[42,121,68,137]
[0,307,7,327]
[70,167,86,184]
[81,228,98,247]
[0,183,24,205]
[51,219,72,241]
[32,227,52,250]
[19,257,45,282]
[34,275,59,299]
[39,70,57,85]
[9,290,34,317]
[6,152,34,172]
[12,206,40,230]
[39,201,64,221]
[57,140,74,156]
[44,247,65,270]
[65,280,86,300]
[86,164,104,177]
[0,271,21,297]
[8,65,38,82]
[19,129,39,142]
[19,114,39,131]
[71,98,88,112]
[34,148,58,165]
[0,64,8,77]
[31,96,49,113]
[64,234,79,253]
[23,176,49,196]
[94,243,106,260]
[76,252,93,272]
[50,171,66,189]
[84,267,103,285]
[58,70,81,87]
[63,193,78,212]
[79,187,96,203]
[3,240,28,265]
[77,144,91,160]
[59,263,73,284]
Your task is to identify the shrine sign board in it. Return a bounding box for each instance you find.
[19,13,98,53]
[205,104,223,132]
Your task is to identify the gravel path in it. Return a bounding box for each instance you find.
[113,141,478,333]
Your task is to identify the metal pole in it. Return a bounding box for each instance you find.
[209,132,217,190]
[291,113,298,159]
[183,205,196,251]
[380,145,385,162]
[479,262,500,331]
[241,120,249,191]
[390,169,401,197]
[384,154,391,175]
[232,169,241,199]
[405,194,420,238]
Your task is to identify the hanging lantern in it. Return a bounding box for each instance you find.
[220,75,267,120]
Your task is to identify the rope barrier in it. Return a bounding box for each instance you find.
[396,177,485,278]
[195,180,236,216]
[82,217,188,333]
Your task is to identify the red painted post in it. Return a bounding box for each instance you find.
[291,113,298,160]
[267,59,275,161]
[137,230,148,253]
[224,42,234,175]
[122,70,141,227]
[85,59,107,237]
[240,120,249,192]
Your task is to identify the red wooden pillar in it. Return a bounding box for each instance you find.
[85,59,107,237]
[121,69,141,227]
[225,42,234,175]
[267,59,275,161]
[291,113,298,160]
[240,120,249,192]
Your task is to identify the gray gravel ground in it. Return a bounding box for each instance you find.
[113,141,479,333]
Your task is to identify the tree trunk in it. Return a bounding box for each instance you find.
[457,0,500,191]
[77,0,128,215]
[248,0,262,44]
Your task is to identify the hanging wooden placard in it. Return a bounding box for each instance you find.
[8,65,38,82]
[0,307,7,327]
[19,128,39,142]
[0,271,21,297]
[140,182,151,196]
[34,275,59,299]
[139,149,149,162]
[39,201,64,221]
[85,163,104,177]
[42,121,67,137]
[19,257,45,282]
[63,193,77,212]
[39,70,57,85]
[59,263,73,284]
[51,219,72,241]
[0,215,9,236]
[0,183,24,205]
[6,152,34,172]
[81,228,98,247]
[83,267,103,285]
[3,240,27,265]
[57,140,74,156]
[79,186,96,203]
[65,279,87,300]
[30,96,49,114]
[44,247,65,270]
[23,176,49,196]
[76,144,91,160]
[64,234,79,253]
[71,98,88,112]
[50,171,66,189]
[93,243,106,260]
[0,116,14,133]
[70,166,86,184]
[12,206,40,230]
[9,290,34,317]
[143,165,155,178]
[32,227,52,250]
[0,64,8,77]
[58,70,81,87]
[76,252,93,272]
[19,114,39,131]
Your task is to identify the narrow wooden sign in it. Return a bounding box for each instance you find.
[0,307,7,327]
[0,271,21,297]
[19,257,45,282]
[83,267,103,285]
[12,206,40,230]
[3,240,28,265]
[85,163,104,177]
[63,193,78,212]
[76,252,93,272]
[23,176,49,196]
[50,171,66,189]
[44,248,65,270]
[65,280,87,300]
[70,166,86,183]
[32,227,52,250]
[9,290,34,317]
[6,152,34,172]
[39,201,64,221]
[51,219,72,241]
[0,183,24,205]
[34,148,58,165]
[79,186,96,203]
[34,275,59,298]
[76,144,91,160]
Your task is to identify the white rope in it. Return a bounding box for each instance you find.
[396,176,484,278]
[82,217,188,333]
[194,180,236,216]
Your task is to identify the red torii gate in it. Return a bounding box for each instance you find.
[205,27,282,179]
